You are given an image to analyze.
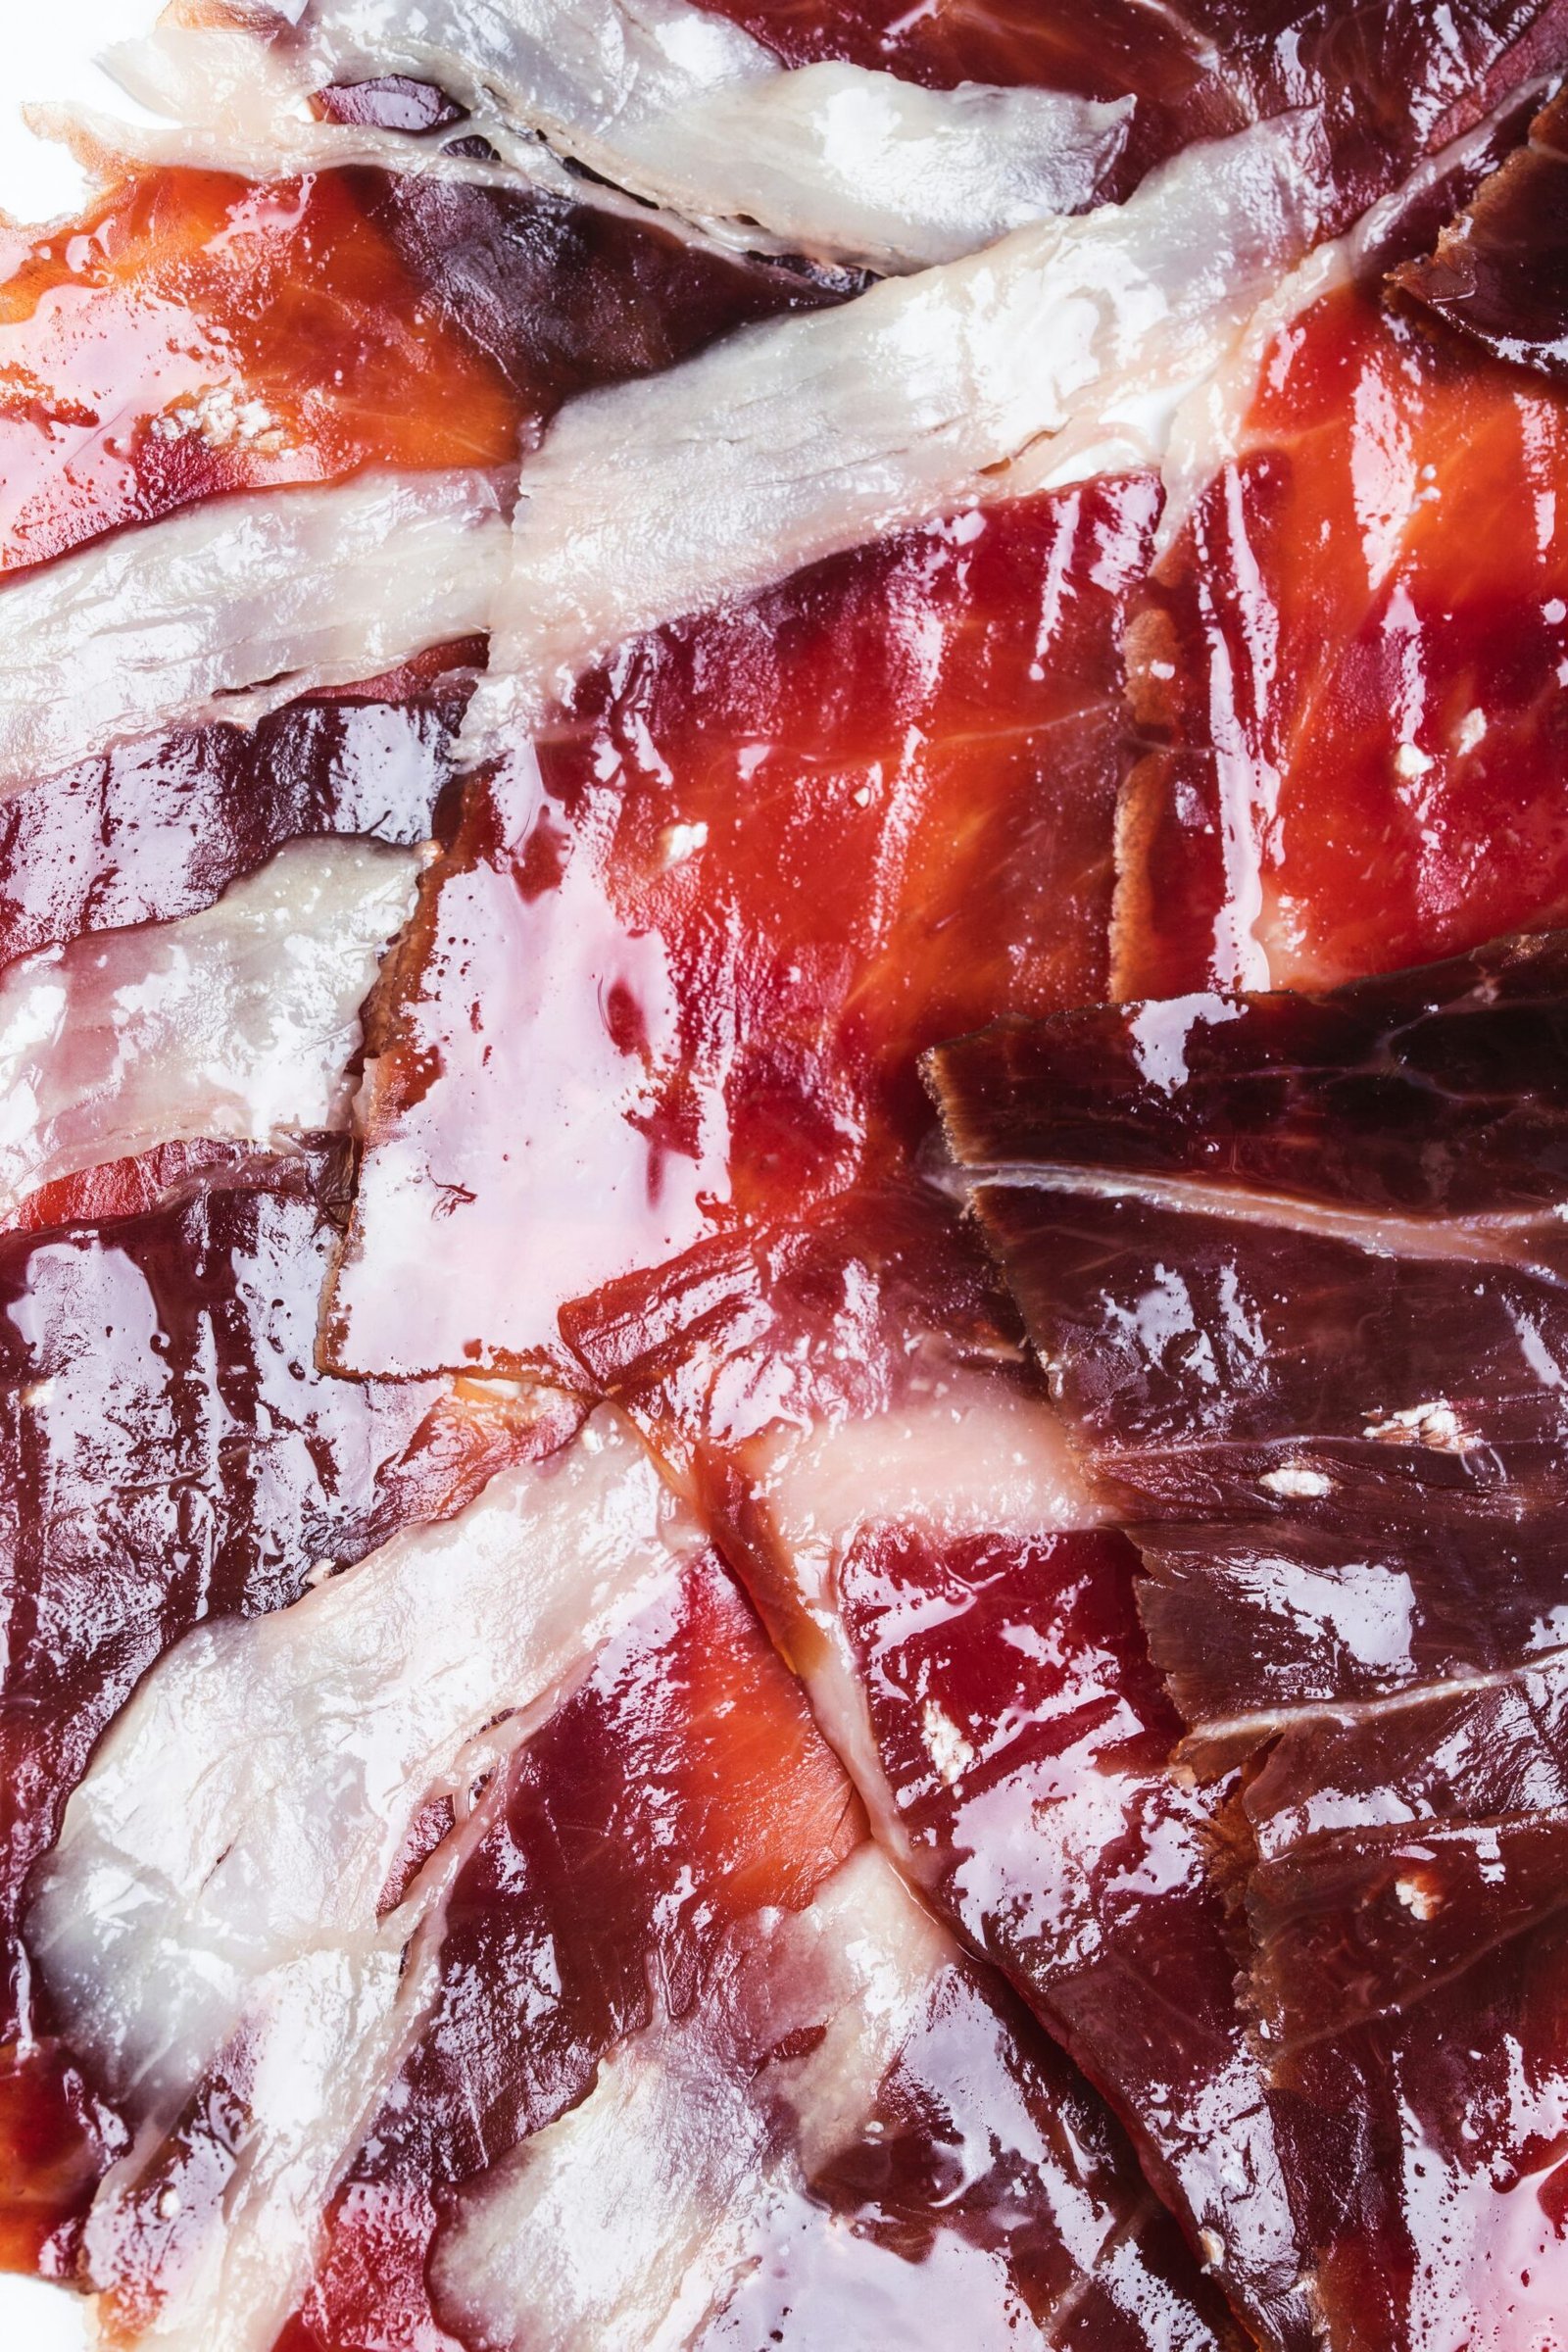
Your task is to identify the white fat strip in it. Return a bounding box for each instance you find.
[738,1374,1101,1863]
[430,1844,950,2352]
[467,116,1324,739]
[97,2,1133,274]
[0,469,509,792]
[27,1410,686,2352]
[0,837,416,1214]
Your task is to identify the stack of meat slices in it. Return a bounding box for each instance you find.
[6,3,1568,2348]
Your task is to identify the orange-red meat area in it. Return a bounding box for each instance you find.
[1118,273,1568,996]
[332,476,1159,1377]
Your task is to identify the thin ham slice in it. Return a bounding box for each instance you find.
[0,650,474,976]
[26,1411,682,2352]
[331,475,1158,1378]
[0,1148,575,2280]
[1393,87,1568,374]
[564,1185,1314,2348]
[0,161,827,576]
[101,2,1136,273]
[695,0,1568,220]
[1113,102,1568,997]
[0,837,416,1218]
[466,119,1321,735]
[929,929,1568,2349]
[0,471,508,791]
[277,1544,1224,2352]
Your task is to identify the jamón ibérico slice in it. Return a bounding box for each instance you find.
[0,1149,574,2280]
[1394,88,1568,375]
[564,1185,1311,2348]
[1115,117,1568,1000]
[0,649,473,976]
[692,0,1565,222]
[930,932,1568,2347]
[276,1536,1226,2352]
[0,162,823,575]
[331,476,1158,1378]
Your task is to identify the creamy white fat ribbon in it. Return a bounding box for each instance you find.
[82,0,1136,273]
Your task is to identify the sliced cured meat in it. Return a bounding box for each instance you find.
[0,1151,572,2278]
[0,837,416,1218]
[27,1410,677,2352]
[0,471,508,791]
[0,162,827,575]
[277,1544,1224,2352]
[467,120,1319,735]
[1114,114,1568,998]
[110,2,1136,273]
[564,1186,1311,2348]
[694,0,1567,220]
[330,474,1157,1376]
[930,933,1568,2348]
[1394,88,1568,375]
[0,650,472,976]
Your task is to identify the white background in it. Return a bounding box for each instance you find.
[4,12,168,2347]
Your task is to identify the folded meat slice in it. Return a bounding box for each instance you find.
[0,836,415,1217]
[0,471,509,791]
[331,473,1158,1378]
[0,1151,573,2279]
[275,1539,1224,2352]
[930,930,1568,2347]
[0,162,826,575]
[564,1186,1312,2348]
[109,0,1137,273]
[1114,104,1568,998]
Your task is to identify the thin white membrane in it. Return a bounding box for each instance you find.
[466,116,1326,741]
[86,2,1135,274]
[0,468,509,792]
[430,1845,954,2352]
[0,837,416,1213]
[27,1410,688,2352]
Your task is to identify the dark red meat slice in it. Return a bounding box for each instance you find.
[273,1545,1227,2352]
[931,933,1568,2346]
[0,645,477,974]
[0,163,828,573]
[694,0,1567,222]
[332,475,1158,1378]
[0,1153,575,2276]
[564,1186,1310,2347]
[1395,88,1568,376]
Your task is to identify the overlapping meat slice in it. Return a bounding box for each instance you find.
[564,1187,1309,2347]
[330,472,1160,1377]
[0,160,824,575]
[0,1149,574,2283]
[695,0,1568,221]
[1115,102,1568,1000]
[22,1396,1226,2352]
[1394,87,1568,374]
[121,0,1568,266]
[102,0,1139,273]
[931,928,1568,2345]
